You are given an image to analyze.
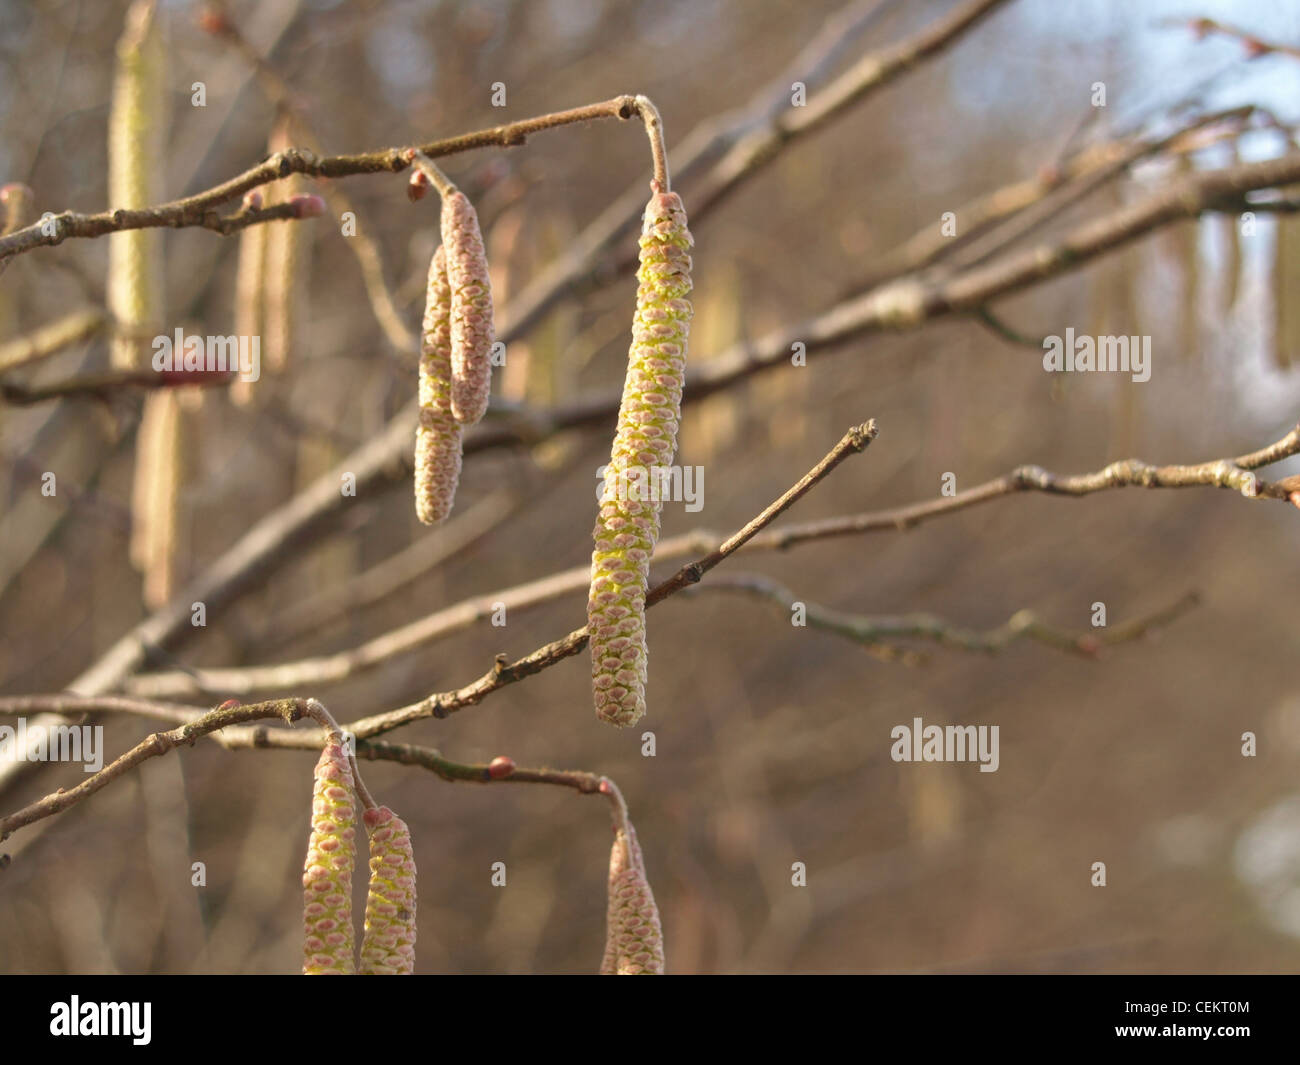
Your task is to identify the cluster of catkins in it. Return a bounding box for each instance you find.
[302,740,417,975]
[402,157,688,974]
[413,179,495,525]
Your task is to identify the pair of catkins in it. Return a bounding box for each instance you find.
[413,180,494,525]
[412,172,694,732]
[302,739,417,975]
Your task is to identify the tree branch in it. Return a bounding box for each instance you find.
[123,421,1299,701]
[693,573,1201,659]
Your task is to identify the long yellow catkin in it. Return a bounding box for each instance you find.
[414,245,464,524]
[302,741,358,975]
[107,0,166,371]
[588,191,693,728]
[441,189,494,426]
[359,806,418,975]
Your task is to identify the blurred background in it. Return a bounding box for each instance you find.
[1,0,1299,974]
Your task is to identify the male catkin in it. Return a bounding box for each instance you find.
[359,806,418,975]
[415,245,464,524]
[588,191,693,727]
[601,819,665,975]
[302,741,358,974]
[107,0,166,371]
[129,389,183,608]
[441,190,494,426]
[230,200,267,407]
[264,120,309,377]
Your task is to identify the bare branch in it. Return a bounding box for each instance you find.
[0,698,310,841]
[0,309,108,375]
[0,98,644,261]
[694,573,1201,659]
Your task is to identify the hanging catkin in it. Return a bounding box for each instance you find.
[263,117,309,378]
[129,389,184,608]
[359,806,418,975]
[600,789,664,975]
[107,0,166,371]
[414,245,464,524]
[302,740,358,975]
[441,189,494,426]
[588,190,693,728]
[230,191,268,408]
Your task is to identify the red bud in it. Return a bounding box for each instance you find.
[288,194,326,219]
[408,170,431,202]
[487,756,515,780]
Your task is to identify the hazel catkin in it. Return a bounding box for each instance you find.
[587,190,693,728]
[414,245,464,524]
[302,741,358,975]
[107,0,166,372]
[440,189,494,426]
[359,806,417,975]
[601,817,665,975]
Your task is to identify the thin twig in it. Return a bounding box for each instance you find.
[0,97,643,261]
[0,698,310,841]
[693,572,1200,659]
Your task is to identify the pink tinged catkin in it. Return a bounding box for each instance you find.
[601,820,665,975]
[302,742,358,975]
[588,191,693,727]
[415,245,464,524]
[359,806,418,975]
[441,190,494,426]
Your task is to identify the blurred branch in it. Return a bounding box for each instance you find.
[692,573,1201,658]
[1177,16,1300,62]
[123,421,1299,702]
[200,5,417,351]
[685,0,1014,220]
[509,0,1013,339]
[252,489,517,651]
[936,107,1257,276]
[1,368,235,406]
[0,309,108,374]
